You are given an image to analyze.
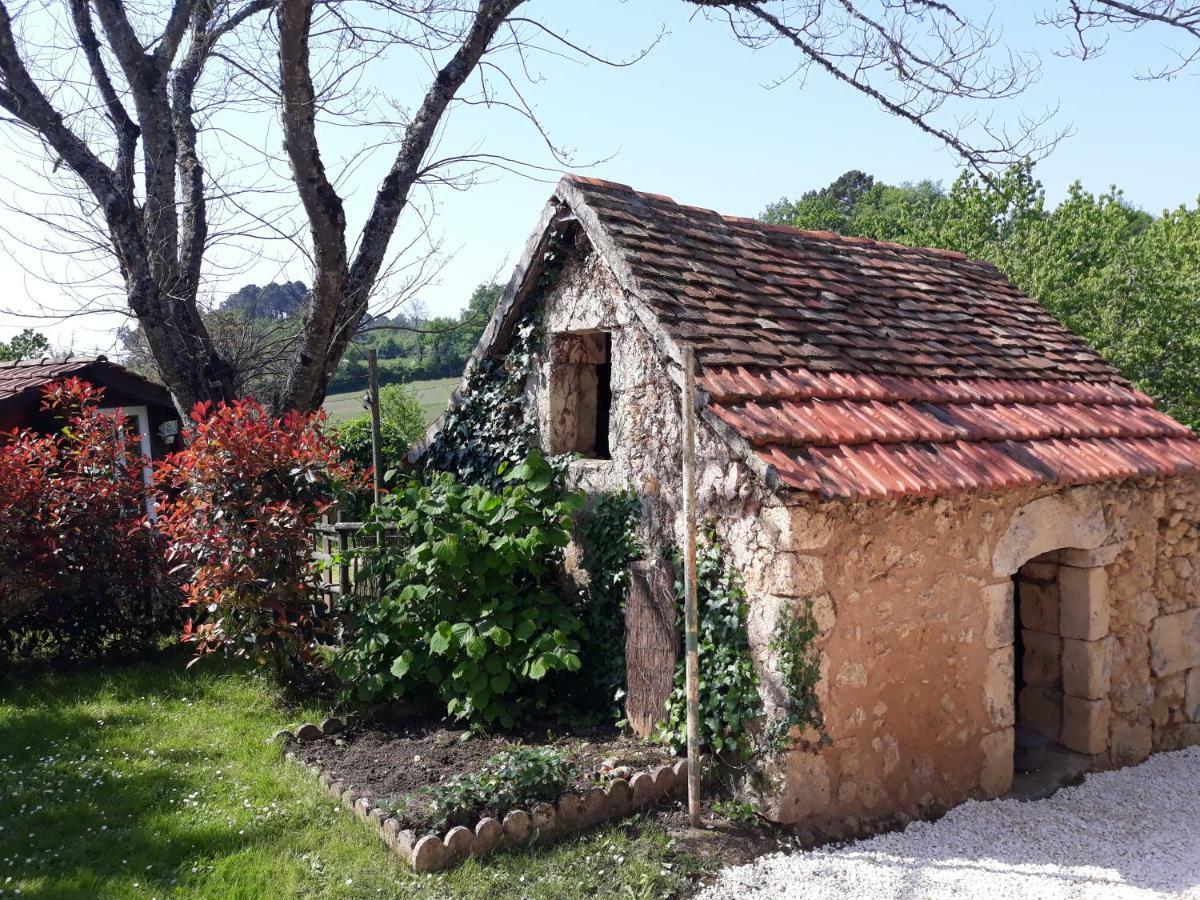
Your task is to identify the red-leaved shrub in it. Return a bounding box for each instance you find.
[0,378,171,662]
[155,398,358,678]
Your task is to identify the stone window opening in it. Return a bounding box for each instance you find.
[1012,548,1111,781]
[548,331,612,459]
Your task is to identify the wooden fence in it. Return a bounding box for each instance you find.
[310,519,368,605]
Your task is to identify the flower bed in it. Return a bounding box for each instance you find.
[281,717,697,872]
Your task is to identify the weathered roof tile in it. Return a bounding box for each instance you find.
[560,175,1200,499]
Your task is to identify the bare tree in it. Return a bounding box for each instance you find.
[1041,1,1200,78]
[0,0,1191,413]
[0,0,281,409]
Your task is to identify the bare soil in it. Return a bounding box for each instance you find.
[291,717,805,892]
[292,718,677,829]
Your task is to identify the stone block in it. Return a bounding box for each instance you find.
[443,825,474,864]
[1056,544,1122,567]
[762,553,824,597]
[1019,579,1059,633]
[811,594,836,636]
[412,835,446,873]
[1110,718,1152,766]
[473,818,503,856]
[1018,684,1062,742]
[629,771,656,807]
[501,809,531,846]
[992,488,1107,577]
[1061,696,1110,755]
[762,750,830,824]
[787,507,833,550]
[1059,567,1110,641]
[295,722,323,741]
[1021,630,1062,687]
[984,646,1015,728]
[1188,668,1200,722]
[1150,608,1200,676]
[1062,637,1111,700]
[979,728,1014,798]
[982,582,1014,649]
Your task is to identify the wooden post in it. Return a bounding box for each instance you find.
[337,527,351,599]
[367,349,383,507]
[681,346,701,826]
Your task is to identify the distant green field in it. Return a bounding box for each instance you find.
[322,375,459,425]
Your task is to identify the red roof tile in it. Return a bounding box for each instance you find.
[556,176,1200,499]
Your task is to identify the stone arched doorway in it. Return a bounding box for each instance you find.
[981,488,1120,796]
[1012,548,1114,760]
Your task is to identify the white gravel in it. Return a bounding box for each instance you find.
[697,746,1200,900]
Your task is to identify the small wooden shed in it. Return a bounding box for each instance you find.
[0,355,181,460]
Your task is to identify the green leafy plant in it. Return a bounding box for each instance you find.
[657,531,763,756]
[333,385,428,517]
[711,799,759,827]
[770,600,824,741]
[398,746,577,832]
[331,450,585,727]
[576,489,642,719]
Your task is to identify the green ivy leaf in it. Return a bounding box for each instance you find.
[390,650,414,678]
[429,622,453,655]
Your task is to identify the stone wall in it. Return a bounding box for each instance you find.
[525,245,1200,834]
[754,476,1200,834]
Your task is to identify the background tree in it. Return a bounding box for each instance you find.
[0,329,50,362]
[118,281,308,400]
[1,0,1196,412]
[764,164,1200,429]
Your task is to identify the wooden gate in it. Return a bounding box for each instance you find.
[624,557,679,738]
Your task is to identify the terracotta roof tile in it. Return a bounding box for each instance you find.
[557,176,1200,499]
[704,365,1200,498]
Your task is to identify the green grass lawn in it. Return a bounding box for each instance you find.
[0,653,700,899]
[323,377,460,425]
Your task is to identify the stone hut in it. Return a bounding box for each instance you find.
[417,175,1200,828]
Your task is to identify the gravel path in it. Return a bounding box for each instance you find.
[698,746,1200,900]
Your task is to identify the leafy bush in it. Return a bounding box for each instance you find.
[331,450,584,727]
[576,489,642,719]
[658,532,762,756]
[333,385,428,518]
[334,383,427,473]
[155,398,357,677]
[0,378,172,662]
[399,747,577,832]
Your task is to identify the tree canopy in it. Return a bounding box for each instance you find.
[0,329,50,362]
[763,165,1200,429]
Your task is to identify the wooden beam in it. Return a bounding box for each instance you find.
[681,345,701,826]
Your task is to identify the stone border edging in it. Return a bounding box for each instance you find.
[276,722,698,873]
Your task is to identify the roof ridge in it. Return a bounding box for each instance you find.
[561,173,971,260]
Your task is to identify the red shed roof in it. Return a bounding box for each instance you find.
[0,356,174,409]
[439,176,1200,500]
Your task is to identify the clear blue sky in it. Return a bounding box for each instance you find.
[2,1,1197,351]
